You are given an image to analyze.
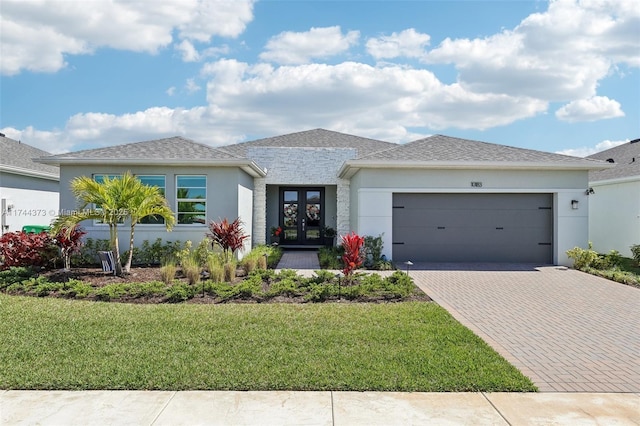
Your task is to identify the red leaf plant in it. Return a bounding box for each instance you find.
[341,231,365,277]
[0,231,57,270]
[206,217,250,262]
[52,225,87,270]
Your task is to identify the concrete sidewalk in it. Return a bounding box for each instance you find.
[2,390,639,425]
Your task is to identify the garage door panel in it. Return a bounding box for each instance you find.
[392,193,553,263]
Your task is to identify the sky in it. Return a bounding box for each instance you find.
[1,0,638,157]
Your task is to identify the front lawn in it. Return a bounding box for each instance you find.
[0,295,536,392]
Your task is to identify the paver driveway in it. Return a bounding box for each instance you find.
[410,264,640,392]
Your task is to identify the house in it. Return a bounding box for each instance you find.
[0,134,60,234]
[37,129,611,265]
[587,139,640,257]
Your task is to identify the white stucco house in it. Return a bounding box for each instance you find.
[587,139,640,257]
[0,134,60,235]
[37,129,611,266]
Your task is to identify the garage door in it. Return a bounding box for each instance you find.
[392,193,553,263]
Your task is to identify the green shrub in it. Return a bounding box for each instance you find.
[566,244,599,269]
[71,238,111,267]
[318,246,343,269]
[363,234,384,268]
[60,279,93,299]
[0,267,36,289]
[166,283,195,303]
[127,281,166,298]
[266,278,300,297]
[305,283,338,302]
[95,284,128,301]
[631,244,640,265]
[243,257,257,274]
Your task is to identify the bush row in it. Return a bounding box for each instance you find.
[0,267,417,304]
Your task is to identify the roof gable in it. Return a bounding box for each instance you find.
[0,135,59,179]
[221,129,396,158]
[588,139,640,182]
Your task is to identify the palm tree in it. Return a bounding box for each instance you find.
[52,172,175,275]
[123,180,175,272]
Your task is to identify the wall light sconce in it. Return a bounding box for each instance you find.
[585,188,595,195]
[571,200,579,210]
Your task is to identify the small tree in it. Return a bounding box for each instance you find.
[341,231,365,277]
[206,217,249,262]
[52,225,86,270]
[51,172,175,275]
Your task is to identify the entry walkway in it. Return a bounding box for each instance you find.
[409,264,640,393]
[276,250,321,270]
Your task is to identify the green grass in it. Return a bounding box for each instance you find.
[0,294,535,392]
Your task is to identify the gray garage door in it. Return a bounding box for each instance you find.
[392,193,553,263]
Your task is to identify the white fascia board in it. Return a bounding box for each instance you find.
[338,160,614,178]
[0,165,60,181]
[35,158,267,177]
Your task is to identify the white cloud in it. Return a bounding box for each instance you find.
[556,139,628,157]
[185,78,201,94]
[0,0,255,75]
[366,28,430,60]
[166,87,176,96]
[259,26,360,65]
[555,96,625,122]
[175,40,200,62]
[424,0,640,101]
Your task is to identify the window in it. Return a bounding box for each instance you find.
[93,174,123,224]
[177,175,206,224]
[137,175,166,225]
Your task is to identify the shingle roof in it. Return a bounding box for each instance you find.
[359,134,606,165]
[220,129,396,158]
[0,135,59,178]
[587,139,640,182]
[38,136,241,162]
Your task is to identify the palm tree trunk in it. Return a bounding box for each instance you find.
[110,224,123,276]
[125,224,136,273]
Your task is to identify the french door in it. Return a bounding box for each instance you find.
[279,187,324,245]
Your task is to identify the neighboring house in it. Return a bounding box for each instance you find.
[37,129,611,265]
[587,139,640,257]
[0,134,60,235]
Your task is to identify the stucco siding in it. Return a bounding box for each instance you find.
[589,180,640,257]
[0,186,59,234]
[57,165,254,252]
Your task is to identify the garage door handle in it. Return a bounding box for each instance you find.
[496,227,504,230]
[437,226,445,229]
[538,242,552,246]
[392,242,405,245]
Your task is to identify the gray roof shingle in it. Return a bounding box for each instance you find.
[587,139,640,182]
[221,129,397,158]
[38,136,242,163]
[358,134,607,166]
[0,135,59,178]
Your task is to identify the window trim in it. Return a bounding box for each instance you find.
[176,175,207,225]
[137,174,167,225]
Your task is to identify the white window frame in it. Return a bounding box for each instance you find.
[176,175,207,225]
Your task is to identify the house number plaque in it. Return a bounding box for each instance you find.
[471,182,483,187]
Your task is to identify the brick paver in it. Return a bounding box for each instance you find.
[409,264,640,392]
